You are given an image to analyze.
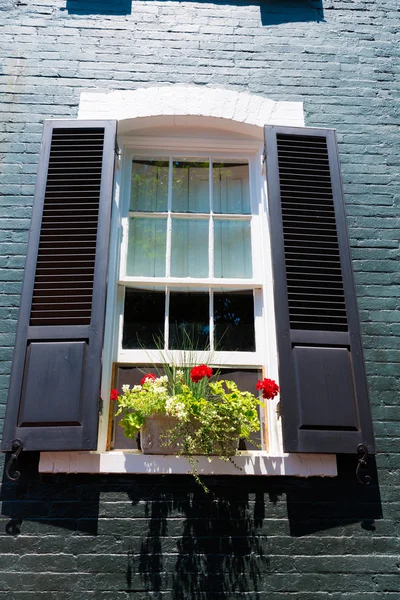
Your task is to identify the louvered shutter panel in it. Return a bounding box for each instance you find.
[265,125,375,454]
[2,120,117,451]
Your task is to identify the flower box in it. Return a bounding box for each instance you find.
[140,414,180,454]
[140,414,239,455]
[112,364,278,490]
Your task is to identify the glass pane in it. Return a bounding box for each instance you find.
[169,292,209,350]
[214,291,255,351]
[127,217,167,277]
[172,159,209,213]
[171,219,209,278]
[130,159,168,212]
[122,289,165,349]
[214,220,252,278]
[213,161,250,214]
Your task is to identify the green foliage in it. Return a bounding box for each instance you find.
[115,367,263,492]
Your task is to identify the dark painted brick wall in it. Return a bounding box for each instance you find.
[0,0,399,597]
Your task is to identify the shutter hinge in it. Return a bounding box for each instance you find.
[5,438,23,482]
[99,396,104,415]
[356,443,372,485]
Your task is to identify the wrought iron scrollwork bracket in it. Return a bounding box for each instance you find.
[356,443,372,485]
[5,439,23,482]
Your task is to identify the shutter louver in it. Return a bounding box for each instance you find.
[2,120,117,452]
[265,125,375,455]
[277,133,348,332]
[31,128,105,327]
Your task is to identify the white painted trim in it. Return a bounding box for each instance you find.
[39,451,337,478]
[119,277,262,287]
[117,349,263,367]
[122,136,261,153]
[78,86,304,133]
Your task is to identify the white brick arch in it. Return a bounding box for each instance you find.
[78,85,304,136]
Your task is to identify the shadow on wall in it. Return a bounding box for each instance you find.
[64,0,324,25]
[0,453,100,536]
[1,454,381,596]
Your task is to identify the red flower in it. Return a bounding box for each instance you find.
[110,388,119,402]
[256,378,280,400]
[141,373,157,385]
[190,364,213,383]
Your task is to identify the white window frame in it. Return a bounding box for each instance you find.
[116,139,266,369]
[103,133,276,451]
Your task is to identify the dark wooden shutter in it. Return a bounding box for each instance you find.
[2,120,117,451]
[265,125,375,454]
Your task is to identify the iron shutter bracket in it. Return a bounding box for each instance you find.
[5,438,23,482]
[356,443,372,485]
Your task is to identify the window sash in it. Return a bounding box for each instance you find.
[116,148,265,365]
[121,156,255,283]
[117,286,265,365]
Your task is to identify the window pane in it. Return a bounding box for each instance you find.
[172,159,209,213]
[127,217,167,277]
[169,292,209,349]
[213,161,250,214]
[130,159,168,212]
[214,291,255,351]
[171,219,209,278]
[214,220,252,278]
[122,289,165,349]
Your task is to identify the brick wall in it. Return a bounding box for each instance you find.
[1,0,399,597]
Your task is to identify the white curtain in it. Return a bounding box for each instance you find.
[131,161,168,212]
[127,217,167,276]
[171,219,209,277]
[214,220,252,278]
[213,163,250,214]
[172,162,209,213]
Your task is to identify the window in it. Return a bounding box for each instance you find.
[117,153,265,367]
[108,141,270,452]
[2,115,374,478]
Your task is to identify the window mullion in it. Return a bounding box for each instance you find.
[209,157,214,279]
[209,286,214,353]
[165,286,170,351]
[165,157,173,278]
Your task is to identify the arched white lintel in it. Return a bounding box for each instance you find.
[78,85,304,137]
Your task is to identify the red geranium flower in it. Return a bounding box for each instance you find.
[190,364,213,383]
[110,388,119,402]
[256,378,280,400]
[141,373,157,385]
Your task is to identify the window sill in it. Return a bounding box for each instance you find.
[38,451,337,477]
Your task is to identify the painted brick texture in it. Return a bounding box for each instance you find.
[0,0,399,597]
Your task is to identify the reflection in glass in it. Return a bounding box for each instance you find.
[213,161,250,214]
[130,159,168,212]
[172,159,209,213]
[169,292,209,349]
[122,289,165,349]
[127,217,167,277]
[214,220,252,278]
[171,219,209,278]
[214,291,255,351]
